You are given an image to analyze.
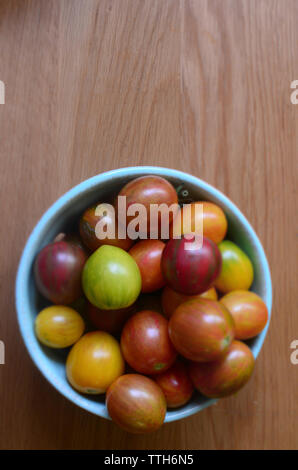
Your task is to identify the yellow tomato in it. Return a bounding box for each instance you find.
[200,287,218,301]
[66,331,125,394]
[35,306,85,348]
[215,241,254,293]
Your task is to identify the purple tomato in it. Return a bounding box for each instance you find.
[34,240,87,304]
[161,236,222,295]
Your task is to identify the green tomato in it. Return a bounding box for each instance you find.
[82,245,141,310]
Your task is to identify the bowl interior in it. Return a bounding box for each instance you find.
[16,167,272,423]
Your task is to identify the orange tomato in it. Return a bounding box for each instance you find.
[35,306,85,348]
[200,287,218,301]
[171,201,227,244]
[220,290,268,339]
[66,331,124,394]
[161,285,218,319]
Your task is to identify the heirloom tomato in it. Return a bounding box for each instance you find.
[161,285,218,318]
[82,245,141,310]
[66,331,124,394]
[106,374,167,434]
[161,236,222,295]
[54,232,88,253]
[153,360,194,408]
[121,310,177,374]
[169,299,235,362]
[79,203,133,252]
[171,201,227,244]
[35,306,85,348]
[188,340,255,398]
[34,240,87,304]
[215,240,254,293]
[220,290,268,339]
[116,175,178,237]
[129,240,166,293]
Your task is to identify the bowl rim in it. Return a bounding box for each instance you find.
[15,166,272,423]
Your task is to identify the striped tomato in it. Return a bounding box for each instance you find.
[188,340,255,398]
[35,305,85,349]
[34,241,87,305]
[169,298,235,362]
[79,203,133,252]
[82,245,141,310]
[106,374,166,434]
[161,236,222,295]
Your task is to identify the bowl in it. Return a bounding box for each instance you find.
[15,166,272,423]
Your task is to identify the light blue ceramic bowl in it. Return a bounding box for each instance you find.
[15,166,272,423]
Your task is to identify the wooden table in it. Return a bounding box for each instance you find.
[0,0,297,450]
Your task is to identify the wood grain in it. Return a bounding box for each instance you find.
[0,0,297,449]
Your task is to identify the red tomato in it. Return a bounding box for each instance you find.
[172,201,228,244]
[54,232,89,253]
[188,340,255,398]
[220,290,268,339]
[129,240,166,293]
[168,299,235,362]
[161,236,222,295]
[34,241,87,304]
[121,310,177,374]
[161,285,218,318]
[79,203,133,252]
[153,360,194,408]
[106,374,167,434]
[87,302,136,335]
[117,175,178,238]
